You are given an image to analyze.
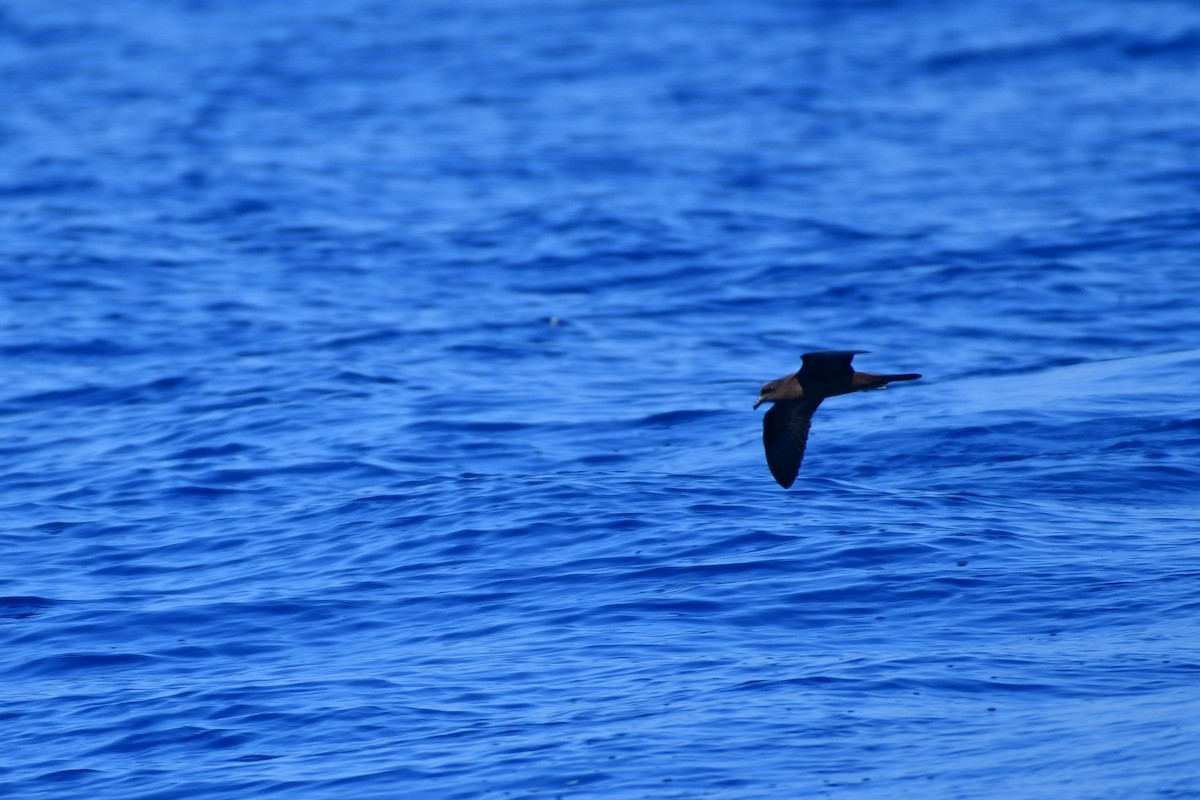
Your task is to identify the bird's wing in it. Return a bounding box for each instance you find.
[762,398,822,488]
[798,350,867,381]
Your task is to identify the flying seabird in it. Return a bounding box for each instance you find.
[754,350,920,488]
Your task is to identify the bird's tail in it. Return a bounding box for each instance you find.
[853,371,922,391]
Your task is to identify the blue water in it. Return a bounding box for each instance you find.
[3,1,1200,797]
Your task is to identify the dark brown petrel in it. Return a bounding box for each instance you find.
[754,350,920,488]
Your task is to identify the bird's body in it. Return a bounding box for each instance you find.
[754,351,920,488]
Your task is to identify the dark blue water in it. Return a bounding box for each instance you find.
[3,1,1200,797]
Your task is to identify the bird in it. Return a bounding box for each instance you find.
[754,350,920,488]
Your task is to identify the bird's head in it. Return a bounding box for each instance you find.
[754,378,802,409]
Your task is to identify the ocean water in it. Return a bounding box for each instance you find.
[3,1,1200,798]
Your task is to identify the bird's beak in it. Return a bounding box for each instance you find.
[753,398,764,410]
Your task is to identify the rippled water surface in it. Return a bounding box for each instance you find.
[3,1,1200,798]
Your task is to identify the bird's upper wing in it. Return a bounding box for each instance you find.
[798,350,866,380]
[762,398,822,488]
